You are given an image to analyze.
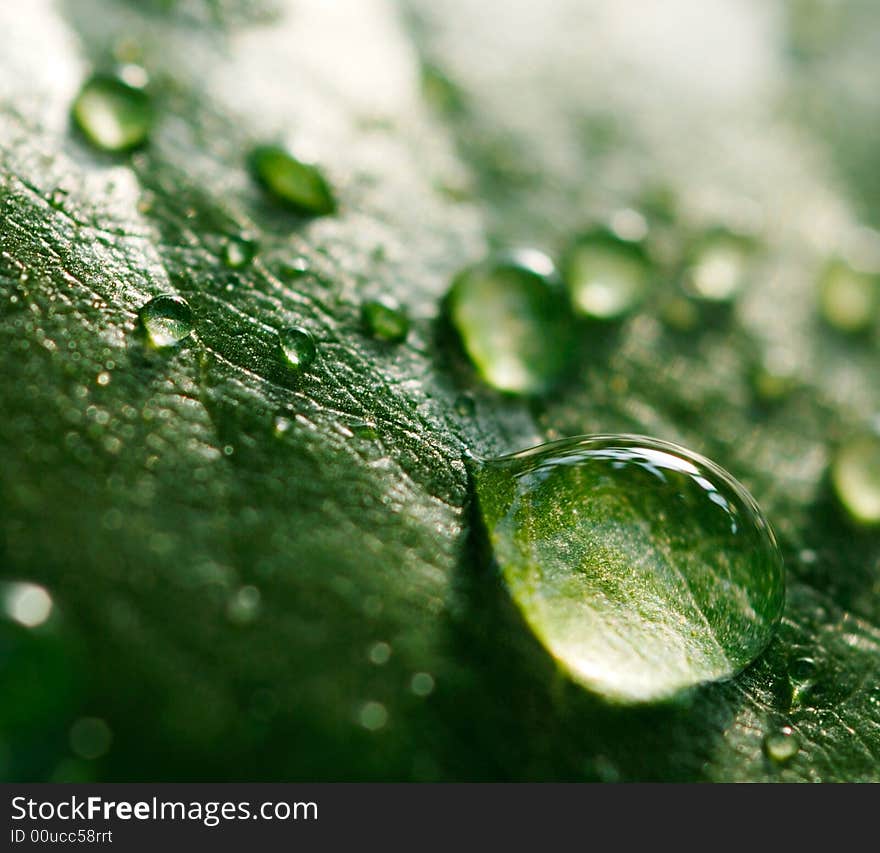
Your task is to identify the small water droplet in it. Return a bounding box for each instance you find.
[561,229,650,320]
[138,294,194,348]
[71,74,153,153]
[349,421,379,440]
[410,672,435,697]
[446,250,574,395]
[474,434,785,702]
[818,260,879,334]
[96,371,111,387]
[661,295,700,331]
[763,727,800,764]
[798,549,818,566]
[278,326,317,373]
[279,257,310,278]
[789,657,816,681]
[358,701,388,731]
[361,297,409,343]
[249,145,335,216]
[610,208,649,242]
[223,236,257,269]
[69,717,113,760]
[454,392,476,418]
[227,585,261,625]
[273,415,292,435]
[684,230,755,303]
[831,435,880,525]
[750,348,798,403]
[368,641,391,665]
[2,582,53,628]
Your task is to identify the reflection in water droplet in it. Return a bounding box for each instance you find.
[72,74,152,153]
[249,145,336,216]
[138,295,194,348]
[358,701,388,731]
[561,230,651,320]
[763,727,800,764]
[819,261,879,334]
[684,231,755,303]
[223,236,257,269]
[446,251,574,395]
[832,436,880,525]
[361,297,409,343]
[278,326,317,373]
[69,717,113,760]
[475,434,785,702]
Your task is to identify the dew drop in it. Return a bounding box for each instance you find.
[454,392,476,418]
[788,656,816,682]
[2,582,53,628]
[818,261,878,334]
[683,230,755,303]
[361,297,409,343]
[368,641,392,665]
[279,257,310,278]
[227,585,261,625]
[410,672,435,697]
[138,294,194,348]
[71,74,152,153]
[831,435,880,525]
[561,229,651,320]
[763,727,800,764]
[358,701,388,731]
[278,326,317,373]
[474,434,785,703]
[750,348,798,404]
[446,250,574,395]
[69,717,113,760]
[249,145,336,216]
[349,421,379,440]
[223,236,257,269]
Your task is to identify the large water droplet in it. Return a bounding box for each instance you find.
[71,74,152,153]
[763,727,800,764]
[249,145,336,216]
[819,261,879,334]
[474,434,785,703]
[831,435,880,525]
[446,251,574,395]
[138,294,194,348]
[278,326,317,372]
[561,230,650,320]
[361,297,409,343]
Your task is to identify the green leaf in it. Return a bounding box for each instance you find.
[1,0,879,781]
